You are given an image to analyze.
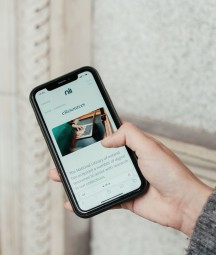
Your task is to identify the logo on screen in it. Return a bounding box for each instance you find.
[65,88,72,95]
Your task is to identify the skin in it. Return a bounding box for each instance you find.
[71,119,84,131]
[49,122,213,237]
[72,124,83,131]
[71,119,84,138]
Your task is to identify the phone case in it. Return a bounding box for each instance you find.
[30,66,148,218]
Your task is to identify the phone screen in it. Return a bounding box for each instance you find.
[35,70,142,211]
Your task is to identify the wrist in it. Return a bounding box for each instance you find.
[179,182,213,237]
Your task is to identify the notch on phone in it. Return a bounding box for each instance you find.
[47,73,78,91]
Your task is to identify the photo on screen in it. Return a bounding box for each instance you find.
[52,108,114,156]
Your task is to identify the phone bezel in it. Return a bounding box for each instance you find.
[30,66,148,218]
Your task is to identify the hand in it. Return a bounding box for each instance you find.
[75,132,82,138]
[49,123,213,236]
[72,124,84,131]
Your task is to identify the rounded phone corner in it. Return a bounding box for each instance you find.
[29,87,37,103]
[72,203,96,219]
[78,65,99,74]
[73,209,92,219]
[142,179,149,193]
[139,177,149,193]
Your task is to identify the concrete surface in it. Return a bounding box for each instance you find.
[91,210,188,255]
[92,0,216,133]
[91,1,216,254]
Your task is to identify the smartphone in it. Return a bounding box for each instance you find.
[30,66,148,218]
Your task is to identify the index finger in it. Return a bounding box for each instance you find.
[49,169,61,182]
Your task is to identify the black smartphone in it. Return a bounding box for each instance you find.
[30,66,148,218]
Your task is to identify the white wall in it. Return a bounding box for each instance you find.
[93,0,216,133]
[91,1,216,254]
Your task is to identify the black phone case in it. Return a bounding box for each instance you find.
[29,66,148,218]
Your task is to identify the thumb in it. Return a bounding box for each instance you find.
[101,122,154,156]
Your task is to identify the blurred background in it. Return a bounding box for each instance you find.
[1,0,216,255]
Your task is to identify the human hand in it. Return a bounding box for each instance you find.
[49,123,213,236]
[72,124,84,131]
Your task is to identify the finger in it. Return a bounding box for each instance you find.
[49,169,61,182]
[101,123,154,156]
[64,201,74,212]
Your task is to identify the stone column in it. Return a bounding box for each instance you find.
[0,0,92,255]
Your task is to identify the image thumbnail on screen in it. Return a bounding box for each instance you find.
[52,108,114,156]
